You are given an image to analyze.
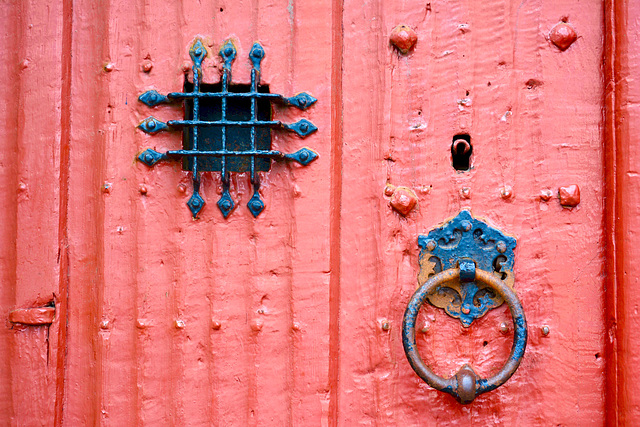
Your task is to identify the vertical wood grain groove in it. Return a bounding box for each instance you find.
[0,1,21,423]
[603,2,618,424]
[282,1,295,424]
[93,2,109,423]
[602,0,640,423]
[54,0,73,424]
[328,0,344,424]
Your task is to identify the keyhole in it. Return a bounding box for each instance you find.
[452,134,472,171]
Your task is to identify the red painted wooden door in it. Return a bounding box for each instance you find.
[2,0,639,425]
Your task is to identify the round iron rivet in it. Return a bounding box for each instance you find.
[144,153,153,163]
[461,306,471,315]
[104,63,115,72]
[389,24,418,54]
[426,239,437,251]
[299,151,309,161]
[224,47,233,57]
[251,200,262,210]
[461,220,472,231]
[384,184,396,197]
[18,182,27,191]
[251,319,263,332]
[221,200,231,210]
[139,184,148,195]
[300,123,309,132]
[177,184,187,193]
[194,47,203,56]
[381,321,391,331]
[541,325,550,336]
[149,93,157,103]
[102,183,111,194]
[499,322,509,333]
[420,323,430,333]
[496,241,507,253]
[540,189,553,201]
[136,319,147,329]
[298,98,307,107]
[292,322,300,331]
[175,320,185,329]
[191,199,201,208]
[559,184,580,208]
[460,187,471,199]
[146,120,156,130]
[100,320,110,330]
[550,22,577,51]
[500,186,513,200]
[211,321,222,330]
[142,61,153,72]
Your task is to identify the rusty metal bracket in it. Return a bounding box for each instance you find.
[417,209,517,327]
[136,39,319,219]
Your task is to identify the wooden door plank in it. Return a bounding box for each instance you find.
[0,3,22,422]
[62,0,110,423]
[0,1,66,425]
[338,0,605,424]
[63,0,333,425]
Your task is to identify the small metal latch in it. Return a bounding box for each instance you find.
[9,306,55,326]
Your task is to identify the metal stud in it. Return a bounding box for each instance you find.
[217,189,234,218]
[550,22,577,51]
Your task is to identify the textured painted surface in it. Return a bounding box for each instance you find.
[337,0,605,425]
[0,0,66,424]
[605,0,640,424]
[0,0,630,425]
[61,1,333,426]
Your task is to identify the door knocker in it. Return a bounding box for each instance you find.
[402,210,527,403]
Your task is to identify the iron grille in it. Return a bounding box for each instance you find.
[136,39,318,218]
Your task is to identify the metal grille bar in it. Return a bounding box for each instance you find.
[136,39,318,218]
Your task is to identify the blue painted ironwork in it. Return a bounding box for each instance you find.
[138,90,168,107]
[402,267,527,404]
[402,211,526,403]
[417,209,517,326]
[136,39,318,218]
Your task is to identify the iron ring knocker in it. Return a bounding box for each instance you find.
[402,266,527,404]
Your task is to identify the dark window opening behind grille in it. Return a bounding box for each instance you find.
[182,81,272,172]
